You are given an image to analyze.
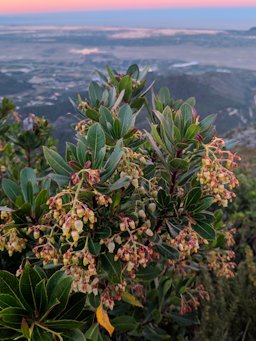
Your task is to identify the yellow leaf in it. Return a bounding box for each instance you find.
[96,304,115,336]
[121,292,143,307]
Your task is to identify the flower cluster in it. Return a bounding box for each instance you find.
[64,250,98,295]
[197,137,240,207]
[75,119,92,135]
[34,241,60,266]
[207,250,236,278]
[118,148,147,188]
[179,294,200,315]
[0,211,27,256]
[169,226,208,260]
[47,196,96,246]
[0,228,26,256]
[115,240,156,277]
[179,284,209,315]
[101,281,127,310]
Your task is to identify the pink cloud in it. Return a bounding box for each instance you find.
[0,0,255,14]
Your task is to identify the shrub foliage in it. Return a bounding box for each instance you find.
[0,65,243,340]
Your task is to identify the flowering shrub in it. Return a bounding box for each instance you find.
[0,98,56,205]
[0,65,240,340]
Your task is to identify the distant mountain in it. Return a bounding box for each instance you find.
[248,27,256,35]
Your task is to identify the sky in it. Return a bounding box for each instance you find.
[0,0,256,14]
[0,1,255,30]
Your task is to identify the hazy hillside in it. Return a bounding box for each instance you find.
[1,25,256,150]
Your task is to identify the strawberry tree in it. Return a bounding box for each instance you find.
[0,65,240,340]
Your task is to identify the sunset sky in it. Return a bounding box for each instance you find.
[1,0,256,14]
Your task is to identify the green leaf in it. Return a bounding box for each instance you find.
[0,327,19,340]
[43,147,73,176]
[0,271,24,308]
[106,65,119,87]
[192,222,216,241]
[89,82,103,106]
[26,181,34,205]
[200,114,217,131]
[118,104,133,137]
[87,124,106,153]
[1,179,21,205]
[101,254,122,284]
[101,140,123,182]
[127,64,139,79]
[76,141,87,167]
[169,158,189,171]
[86,108,100,122]
[32,326,52,341]
[151,124,166,150]
[136,265,162,281]
[12,202,31,224]
[87,123,106,167]
[0,294,23,309]
[192,197,214,213]
[95,227,111,239]
[0,307,27,327]
[185,123,200,140]
[45,320,83,330]
[171,313,199,327]
[112,315,138,332]
[109,176,131,191]
[143,324,171,341]
[84,323,99,341]
[47,273,73,318]
[35,189,48,220]
[185,187,202,208]
[157,189,171,208]
[88,239,101,256]
[66,142,77,161]
[155,243,179,260]
[119,75,132,101]
[19,263,41,310]
[48,173,70,186]
[35,279,48,314]
[180,102,193,127]
[144,131,168,169]
[63,329,87,341]
[158,87,171,106]
[60,292,86,320]
[20,168,37,202]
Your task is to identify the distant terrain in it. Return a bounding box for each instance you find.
[1,25,256,149]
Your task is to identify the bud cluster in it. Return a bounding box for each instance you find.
[101,281,127,310]
[64,250,98,295]
[179,284,209,316]
[0,228,26,256]
[95,192,113,207]
[115,239,156,277]
[118,148,147,188]
[179,294,200,315]
[169,226,208,260]
[75,119,91,134]
[197,137,240,207]
[33,241,60,266]
[207,250,236,278]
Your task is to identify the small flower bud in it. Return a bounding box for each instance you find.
[138,209,146,219]
[74,220,83,232]
[107,241,115,253]
[148,203,156,213]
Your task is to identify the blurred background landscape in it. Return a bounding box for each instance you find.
[1,7,256,150]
